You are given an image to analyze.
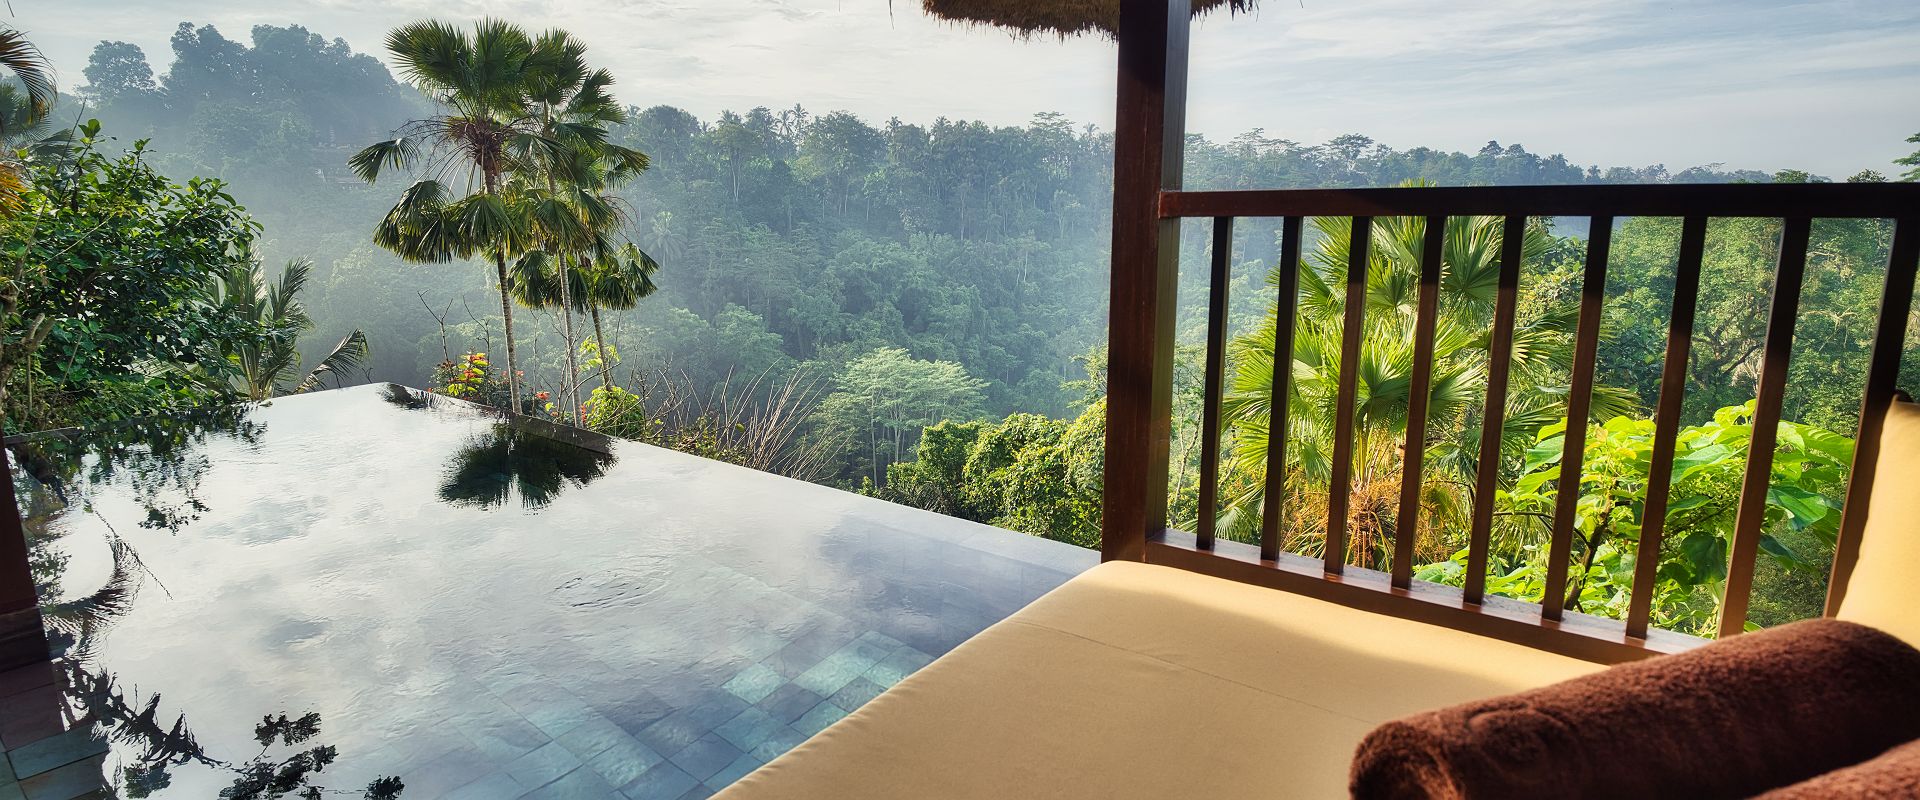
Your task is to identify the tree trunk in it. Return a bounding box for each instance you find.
[591,304,614,395]
[556,268,582,423]
[493,253,523,413]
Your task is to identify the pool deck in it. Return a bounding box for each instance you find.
[0,386,1097,800]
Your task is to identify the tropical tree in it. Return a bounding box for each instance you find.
[179,257,370,401]
[817,347,987,486]
[579,244,660,388]
[1,132,259,429]
[1895,132,1920,182]
[510,35,649,415]
[1219,206,1635,568]
[0,25,55,214]
[350,19,555,412]
[1449,401,1852,636]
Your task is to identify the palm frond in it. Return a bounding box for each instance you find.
[294,330,371,393]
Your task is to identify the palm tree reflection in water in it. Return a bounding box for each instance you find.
[437,419,616,509]
[14,411,405,799]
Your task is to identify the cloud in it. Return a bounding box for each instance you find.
[22,0,1920,177]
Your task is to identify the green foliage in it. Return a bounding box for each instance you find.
[1895,132,1920,182]
[581,385,652,440]
[817,347,986,486]
[1418,402,1852,636]
[433,353,508,406]
[878,401,1105,549]
[177,256,370,400]
[0,129,264,428]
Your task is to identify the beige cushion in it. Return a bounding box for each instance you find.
[715,560,1601,800]
[1837,398,1920,646]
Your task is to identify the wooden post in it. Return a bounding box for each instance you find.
[1102,0,1189,561]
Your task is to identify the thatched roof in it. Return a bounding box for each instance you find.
[921,0,1253,38]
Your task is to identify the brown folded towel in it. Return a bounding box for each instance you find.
[1757,738,1920,799]
[1349,618,1920,800]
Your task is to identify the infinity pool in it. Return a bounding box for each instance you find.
[1,385,1094,800]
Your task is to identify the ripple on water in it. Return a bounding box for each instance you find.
[553,556,673,609]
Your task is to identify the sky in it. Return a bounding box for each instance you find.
[19,0,1920,177]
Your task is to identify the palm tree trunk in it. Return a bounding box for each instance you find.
[591,304,614,394]
[557,299,581,422]
[494,253,522,413]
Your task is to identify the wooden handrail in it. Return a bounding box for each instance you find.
[1105,0,1920,665]
[1162,183,1920,220]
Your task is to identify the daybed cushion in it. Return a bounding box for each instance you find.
[715,560,1602,799]
[1838,398,1920,647]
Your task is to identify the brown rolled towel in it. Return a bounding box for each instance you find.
[1757,738,1920,799]
[1349,618,1920,800]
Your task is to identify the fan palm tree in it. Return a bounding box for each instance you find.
[350,19,567,413]
[511,239,659,393]
[184,258,370,401]
[1219,206,1636,568]
[511,32,648,416]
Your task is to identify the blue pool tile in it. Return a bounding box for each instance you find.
[754,683,823,726]
[585,735,667,788]
[441,772,522,800]
[724,630,792,664]
[597,693,675,738]
[0,783,22,800]
[635,693,748,757]
[712,707,783,752]
[555,715,635,760]
[746,725,809,762]
[506,741,584,791]
[855,630,905,651]
[762,625,859,679]
[791,638,890,698]
[720,664,784,704]
[521,765,616,800]
[667,733,742,783]
[391,744,497,798]
[673,788,715,800]
[827,678,888,712]
[501,683,600,737]
[620,764,698,800]
[703,753,764,791]
[14,755,105,800]
[790,700,848,737]
[5,726,108,780]
[454,704,550,762]
[681,693,751,730]
[864,646,935,688]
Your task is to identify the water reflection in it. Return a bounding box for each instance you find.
[10,401,405,799]
[438,418,616,510]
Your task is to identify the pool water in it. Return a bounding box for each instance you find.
[2,385,1094,800]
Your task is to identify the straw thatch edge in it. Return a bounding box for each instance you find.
[917,0,1254,38]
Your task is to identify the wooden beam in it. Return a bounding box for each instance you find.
[1161,183,1920,220]
[1102,0,1190,561]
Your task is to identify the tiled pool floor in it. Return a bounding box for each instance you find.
[1,386,1096,799]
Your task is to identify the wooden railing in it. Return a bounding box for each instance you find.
[1103,0,1920,664]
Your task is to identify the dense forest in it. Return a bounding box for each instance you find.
[5,20,1916,638]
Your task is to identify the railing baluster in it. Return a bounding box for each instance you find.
[1718,217,1812,638]
[1326,216,1372,574]
[1261,216,1304,562]
[1393,216,1446,589]
[1464,215,1528,605]
[1826,217,1920,615]
[1197,216,1233,550]
[1541,217,1614,621]
[1626,216,1709,638]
